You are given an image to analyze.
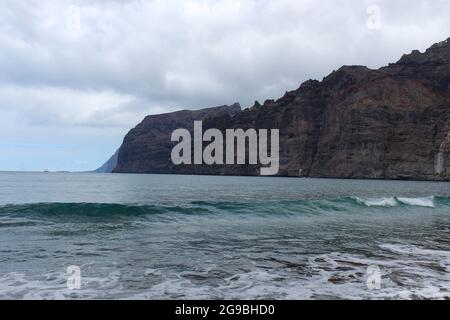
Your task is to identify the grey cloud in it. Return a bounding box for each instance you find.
[0,0,449,139]
[1,0,449,113]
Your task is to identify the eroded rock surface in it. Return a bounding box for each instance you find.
[111,39,450,180]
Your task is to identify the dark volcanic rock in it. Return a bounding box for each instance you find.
[113,104,241,173]
[112,38,450,180]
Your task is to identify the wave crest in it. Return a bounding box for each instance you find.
[353,196,437,208]
[396,196,435,207]
[354,197,398,207]
[0,195,447,219]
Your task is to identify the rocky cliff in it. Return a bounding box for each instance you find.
[113,104,241,173]
[110,38,450,180]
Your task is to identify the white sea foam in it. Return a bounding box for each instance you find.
[396,196,435,208]
[138,246,450,300]
[354,196,437,208]
[2,244,448,300]
[355,197,398,207]
[379,243,450,257]
[0,270,122,300]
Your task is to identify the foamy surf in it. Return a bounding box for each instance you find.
[1,243,449,300]
[354,197,398,207]
[352,196,437,208]
[396,196,435,208]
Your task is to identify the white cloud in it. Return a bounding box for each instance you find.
[0,86,138,126]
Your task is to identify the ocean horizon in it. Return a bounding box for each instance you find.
[0,172,449,299]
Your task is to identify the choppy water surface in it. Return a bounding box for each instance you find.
[0,172,449,299]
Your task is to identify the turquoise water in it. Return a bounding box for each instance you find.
[0,172,449,299]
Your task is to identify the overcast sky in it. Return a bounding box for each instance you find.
[0,0,449,171]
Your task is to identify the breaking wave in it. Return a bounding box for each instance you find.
[0,195,448,220]
[354,196,438,208]
[1,243,449,300]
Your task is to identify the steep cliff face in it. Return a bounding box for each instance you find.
[112,38,450,180]
[113,104,241,173]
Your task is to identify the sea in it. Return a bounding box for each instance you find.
[0,172,449,299]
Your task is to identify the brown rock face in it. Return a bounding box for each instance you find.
[113,38,450,180]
